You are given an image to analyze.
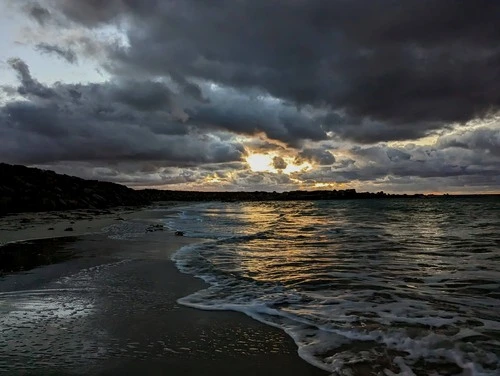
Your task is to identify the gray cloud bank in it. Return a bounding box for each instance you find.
[1,0,500,192]
[46,0,500,140]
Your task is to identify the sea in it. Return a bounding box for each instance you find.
[162,197,500,375]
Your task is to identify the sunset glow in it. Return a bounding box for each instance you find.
[0,1,499,194]
[245,154,275,172]
[245,153,313,175]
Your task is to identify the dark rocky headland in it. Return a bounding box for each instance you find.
[0,163,150,215]
[0,163,490,215]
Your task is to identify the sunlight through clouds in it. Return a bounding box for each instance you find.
[245,152,312,175]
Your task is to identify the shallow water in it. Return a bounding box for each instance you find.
[167,198,500,375]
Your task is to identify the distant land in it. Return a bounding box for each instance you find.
[0,163,497,215]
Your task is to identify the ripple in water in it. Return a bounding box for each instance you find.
[169,198,500,375]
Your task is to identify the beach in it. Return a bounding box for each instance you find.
[2,199,499,375]
[0,208,325,375]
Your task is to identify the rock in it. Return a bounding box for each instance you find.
[64,227,74,232]
[48,227,54,230]
[175,231,184,236]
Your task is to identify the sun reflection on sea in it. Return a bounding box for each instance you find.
[229,203,346,285]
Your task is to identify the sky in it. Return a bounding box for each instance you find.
[1,1,499,193]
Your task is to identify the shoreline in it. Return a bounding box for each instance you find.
[0,206,172,246]
[0,208,327,375]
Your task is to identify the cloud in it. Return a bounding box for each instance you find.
[190,86,327,145]
[169,72,208,104]
[3,2,500,192]
[272,156,287,170]
[32,162,206,187]
[0,99,244,165]
[26,3,51,25]
[346,141,499,181]
[109,80,174,112]
[7,58,57,98]
[299,148,336,165]
[438,127,500,156]
[81,0,500,141]
[3,59,499,192]
[1,60,244,167]
[291,127,500,193]
[36,43,78,64]
[21,1,500,144]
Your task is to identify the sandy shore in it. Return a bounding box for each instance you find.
[0,206,163,245]
[0,210,326,375]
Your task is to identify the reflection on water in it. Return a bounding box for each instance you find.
[171,197,500,375]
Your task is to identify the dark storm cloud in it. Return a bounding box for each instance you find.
[53,0,156,26]
[36,43,77,64]
[299,148,336,166]
[322,116,445,144]
[169,72,208,104]
[7,58,56,98]
[191,90,327,145]
[6,1,500,190]
[0,59,243,167]
[48,0,499,142]
[0,99,242,165]
[109,80,173,112]
[29,0,500,144]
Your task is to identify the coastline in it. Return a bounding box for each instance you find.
[0,208,326,375]
[0,206,159,246]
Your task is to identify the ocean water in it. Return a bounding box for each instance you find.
[165,198,500,375]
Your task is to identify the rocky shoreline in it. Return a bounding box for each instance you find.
[0,163,149,214]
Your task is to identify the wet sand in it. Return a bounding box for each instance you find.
[0,228,326,375]
[0,206,160,245]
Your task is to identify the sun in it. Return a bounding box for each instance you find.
[245,153,275,172]
[245,152,314,174]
